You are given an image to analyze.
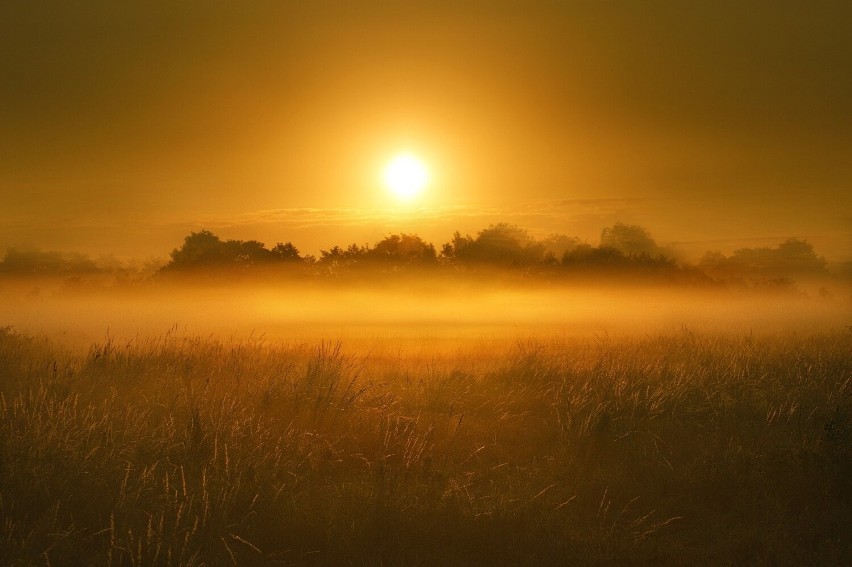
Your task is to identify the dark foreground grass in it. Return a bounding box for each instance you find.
[0,327,850,565]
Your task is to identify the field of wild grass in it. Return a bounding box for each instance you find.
[0,326,850,565]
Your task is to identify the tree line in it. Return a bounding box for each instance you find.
[0,222,833,286]
[156,223,830,285]
[161,223,676,272]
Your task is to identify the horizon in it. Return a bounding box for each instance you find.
[0,219,848,271]
[2,3,850,263]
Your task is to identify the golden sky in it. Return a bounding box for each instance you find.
[1,1,850,261]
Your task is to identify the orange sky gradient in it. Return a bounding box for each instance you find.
[1,2,850,262]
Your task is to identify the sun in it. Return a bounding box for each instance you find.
[383,153,429,201]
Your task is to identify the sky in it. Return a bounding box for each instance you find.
[1,1,850,262]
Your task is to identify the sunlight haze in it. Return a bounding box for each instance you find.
[0,4,850,563]
[1,2,849,261]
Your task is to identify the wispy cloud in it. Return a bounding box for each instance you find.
[168,198,648,234]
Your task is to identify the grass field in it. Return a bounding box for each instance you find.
[0,324,849,565]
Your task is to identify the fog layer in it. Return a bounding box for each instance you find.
[1,280,847,351]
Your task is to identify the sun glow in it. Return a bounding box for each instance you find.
[383,153,428,201]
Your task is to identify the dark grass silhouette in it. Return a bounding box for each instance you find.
[1,327,850,565]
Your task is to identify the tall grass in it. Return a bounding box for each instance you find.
[0,326,849,565]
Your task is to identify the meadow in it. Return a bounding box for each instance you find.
[0,317,850,565]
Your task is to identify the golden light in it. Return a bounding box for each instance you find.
[383,153,429,201]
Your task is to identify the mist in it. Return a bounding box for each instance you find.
[2,276,847,352]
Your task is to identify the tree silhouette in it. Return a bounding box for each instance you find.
[369,234,437,265]
[541,234,583,262]
[153,227,829,286]
[600,223,663,257]
[0,248,100,276]
[561,244,628,272]
[440,231,475,261]
[561,242,679,278]
[441,223,545,266]
[699,238,827,279]
[229,240,272,266]
[271,242,303,262]
[165,230,230,269]
[318,234,437,273]
[318,244,369,271]
[164,231,304,271]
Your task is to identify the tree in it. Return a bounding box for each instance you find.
[541,234,583,257]
[164,231,304,271]
[600,223,662,257]
[230,239,273,266]
[165,230,230,269]
[562,244,627,268]
[369,234,437,264]
[441,223,545,266]
[699,238,828,279]
[0,248,100,275]
[774,239,827,274]
[271,242,303,262]
[561,242,678,277]
[319,243,369,268]
[440,231,474,261]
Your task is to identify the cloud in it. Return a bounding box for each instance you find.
[173,198,648,235]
